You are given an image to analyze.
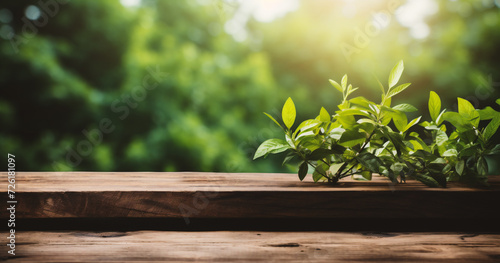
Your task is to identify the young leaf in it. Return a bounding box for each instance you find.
[329,79,343,93]
[341,74,348,91]
[428,91,441,122]
[253,139,290,160]
[388,60,404,89]
[264,112,283,130]
[387,83,411,98]
[403,116,422,132]
[393,103,417,112]
[497,99,500,106]
[298,161,308,181]
[293,119,321,138]
[319,107,331,122]
[282,97,296,130]
[457,98,479,127]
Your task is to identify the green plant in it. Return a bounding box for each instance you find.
[254,60,500,187]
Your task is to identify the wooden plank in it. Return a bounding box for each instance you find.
[1,172,499,219]
[2,231,500,262]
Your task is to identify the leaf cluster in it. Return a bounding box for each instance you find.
[254,60,500,187]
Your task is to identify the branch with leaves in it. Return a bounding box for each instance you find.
[254,60,500,187]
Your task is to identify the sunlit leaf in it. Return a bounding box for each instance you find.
[393,103,417,112]
[403,116,421,132]
[387,83,411,98]
[442,149,458,157]
[253,139,290,160]
[293,119,321,138]
[392,111,408,132]
[319,107,330,122]
[428,91,441,122]
[341,74,348,91]
[282,97,296,129]
[388,60,404,89]
[329,79,343,93]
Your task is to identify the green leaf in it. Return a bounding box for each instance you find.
[415,173,440,187]
[477,156,488,177]
[428,91,441,122]
[387,83,411,98]
[264,112,283,130]
[339,129,366,147]
[356,152,385,172]
[393,103,417,112]
[349,96,374,109]
[392,111,408,133]
[442,149,458,157]
[307,148,334,161]
[298,161,308,181]
[341,74,348,91]
[319,107,330,122]
[403,116,422,133]
[391,162,404,174]
[497,99,500,106]
[254,139,290,160]
[293,119,321,138]
[328,162,345,175]
[436,109,446,125]
[457,97,480,127]
[313,163,328,182]
[337,108,372,118]
[329,79,343,93]
[282,154,295,166]
[388,60,404,89]
[329,127,345,140]
[456,160,465,176]
[443,112,471,132]
[478,106,499,120]
[435,130,448,147]
[282,97,296,130]
[488,144,500,155]
[483,116,500,141]
[360,171,372,180]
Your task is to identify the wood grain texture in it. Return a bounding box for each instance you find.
[1,172,499,219]
[2,231,500,262]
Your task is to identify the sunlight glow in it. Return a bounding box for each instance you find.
[120,0,141,8]
[396,0,438,39]
[225,0,299,42]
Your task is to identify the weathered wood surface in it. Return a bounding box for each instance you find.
[1,172,499,219]
[2,231,500,262]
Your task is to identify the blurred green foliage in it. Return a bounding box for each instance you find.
[0,0,499,174]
